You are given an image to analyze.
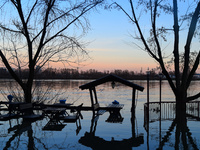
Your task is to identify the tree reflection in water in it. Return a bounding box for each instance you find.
[79,110,144,150]
[1,118,64,150]
[145,102,199,150]
[3,119,35,150]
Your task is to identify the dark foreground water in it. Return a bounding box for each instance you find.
[0,79,199,150]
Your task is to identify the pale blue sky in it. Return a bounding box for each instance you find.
[80,1,200,73]
[83,5,156,72]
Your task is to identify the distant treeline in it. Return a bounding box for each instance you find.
[38,68,151,80]
[0,67,199,80]
[0,67,168,80]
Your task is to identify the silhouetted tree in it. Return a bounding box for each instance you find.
[112,0,200,112]
[0,0,103,102]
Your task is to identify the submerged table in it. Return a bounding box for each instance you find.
[105,104,124,123]
[43,107,66,119]
[0,101,26,112]
[107,104,124,114]
[0,101,26,120]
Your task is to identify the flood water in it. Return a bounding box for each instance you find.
[0,79,199,150]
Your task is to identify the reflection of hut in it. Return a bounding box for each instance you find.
[79,132,144,150]
[79,74,144,113]
[79,106,144,149]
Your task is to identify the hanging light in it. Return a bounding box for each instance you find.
[111,81,115,89]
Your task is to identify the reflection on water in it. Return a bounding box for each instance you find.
[144,101,200,149]
[0,80,199,149]
[79,111,144,150]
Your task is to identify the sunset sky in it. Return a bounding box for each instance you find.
[82,5,157,72]
[69,1,200,73]
[2,1,197,74]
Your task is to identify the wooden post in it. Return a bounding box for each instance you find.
[147,71,150,104]
[89,88,94,108]
[131,88,136,113]
[93,87,98,104]
[131,88,136,138]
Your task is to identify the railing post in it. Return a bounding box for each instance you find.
[146,70,150,105]
[159,73,162,104]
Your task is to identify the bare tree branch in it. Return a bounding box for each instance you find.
[26,0,38,24]
[0,24,22,34]
[186,51,200,89]
[182,1,200,85]
[34,0,55,66]
[0,50,24,88]
[186,92,200,102]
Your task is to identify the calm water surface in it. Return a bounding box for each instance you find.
[0,79,199,150]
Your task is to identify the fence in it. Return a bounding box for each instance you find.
[144,101,200,125]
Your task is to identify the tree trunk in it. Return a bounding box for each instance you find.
[24,89,32,103]
[24,82,33,103]
[24,61,35,103]
[176,90,187,121]
[175,110,187,149]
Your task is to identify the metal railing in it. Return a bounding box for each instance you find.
[144,101,200,123]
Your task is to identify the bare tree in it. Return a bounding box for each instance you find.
[111,0,200,111]
[0,0,103,103]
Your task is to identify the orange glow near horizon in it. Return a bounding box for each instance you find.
[49,60,157,73]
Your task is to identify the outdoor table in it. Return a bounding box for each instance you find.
[105,104,124,123]
[107,104,124,114]
[42,107,67,120]
[0,101,26,113]
[0,102,26,120]
[0,101,25,107]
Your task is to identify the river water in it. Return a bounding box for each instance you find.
[0,79,199,150]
